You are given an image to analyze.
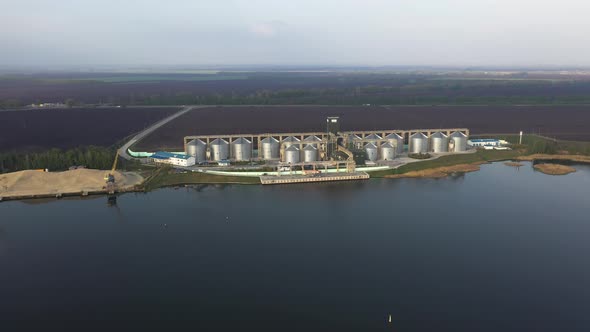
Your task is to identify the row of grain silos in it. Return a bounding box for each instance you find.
[186,137,253,162]
[409,131,468,154]
[283,144,319,164]
[363,142,397,162]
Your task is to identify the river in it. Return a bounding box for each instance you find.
[1,162,590,331]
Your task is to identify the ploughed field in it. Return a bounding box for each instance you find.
[135,105,590,151]
[0,107,178,151]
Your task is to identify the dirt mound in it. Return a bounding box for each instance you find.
[0,169,143,198]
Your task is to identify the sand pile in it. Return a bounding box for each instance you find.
[0,169,143,198]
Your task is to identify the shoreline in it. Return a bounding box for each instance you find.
[3,152,590,203]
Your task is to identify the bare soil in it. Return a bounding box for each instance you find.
[0,169,143,198]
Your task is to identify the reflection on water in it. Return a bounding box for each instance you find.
[1,162,590,332]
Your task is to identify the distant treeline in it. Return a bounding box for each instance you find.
[4,85,590,109]
[0,146,116,173]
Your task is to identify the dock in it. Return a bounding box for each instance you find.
[260,171,369,185]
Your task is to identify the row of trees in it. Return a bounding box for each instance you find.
[0,146,116,173]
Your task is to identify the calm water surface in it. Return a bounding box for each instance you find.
[1,162,590,331]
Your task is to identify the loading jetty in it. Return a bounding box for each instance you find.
[260,171,369,185]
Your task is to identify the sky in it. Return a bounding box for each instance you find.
[1,0,590,68]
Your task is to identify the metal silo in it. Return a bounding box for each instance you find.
[261,137,279,160]
[364,133,382,143]
[380,142,395,160]
[186,139,207,163]
[303,144,318,162]
[282,136,301,149]
[284,145,300,164]
[210,138,229,161]
[449,132,468,152]
[351,134,363,149]
[409,133,428,154]
[303,135,322,147]
[385,133,404,154]
[430,132,448,153]
[364,143,378,162]
[232,137,252,161]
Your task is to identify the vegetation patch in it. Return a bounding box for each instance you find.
[533,163,576,175]
[142,167,259,190]
[408,153,431,159]
[383,163,481,179]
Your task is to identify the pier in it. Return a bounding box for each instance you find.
[260,171,369,185]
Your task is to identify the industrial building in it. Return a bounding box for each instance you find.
[151,151,196,167]
[468,139,500,147]
[181,118,469,167]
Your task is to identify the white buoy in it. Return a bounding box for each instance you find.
[388,314,392,323]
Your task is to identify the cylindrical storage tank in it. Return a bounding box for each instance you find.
[430,132,448,153]
[261,137,279,160]
[449,132,468,152]
[303,144,318,162]
[210,138,229,161]
[282,136,300,149]
[409,133,428,154]
[231,137,252,161]
[284,145,300,164]
[380,142,395,160]
[364,143,378,162]
[303,135,322,147]
[386,133,404,154]
[186,139,207,163]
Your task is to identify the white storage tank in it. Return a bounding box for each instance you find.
[260,137,280,160]
[409,133,428,154]
[430,132,449,153]
[231,137,252,161]
[380,142,395,160]
[385,133,404,154]
[303,144,318,162]
[364,143,378,162]
[284,145,300,164]
[210,138,229,161]
[449,132,468,152]
[186,139,207,163]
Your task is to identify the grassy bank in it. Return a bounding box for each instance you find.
[142,167,259,190]
[371,149,522,177]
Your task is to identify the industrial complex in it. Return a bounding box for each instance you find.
[140,117,472,184]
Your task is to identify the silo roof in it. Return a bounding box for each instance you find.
[381,142,394,148]
[303,135,322,142]
[211,138,228,144]
[430,132,448,138]
[364,142,378,149]
[365,133,382,140]
[187,138,206,146]
[385,133,403,139]
[303,144,317,151]
[285,145,300,151]
[232,137,251,144]
[282,136,301,142]
[261,137,279,143]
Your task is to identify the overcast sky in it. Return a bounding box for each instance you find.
[2,0,590,68]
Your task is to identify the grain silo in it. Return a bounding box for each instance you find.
[430,132,448,153]
[303,144,318,162]
[284,145,300,164]
[364,142,378,162]
[449,132,468,152]
[303,135,322,147]
[186,139,207,163]
[409,133,428,154]
[380,142,395,161]
[231,137,252,161]
[385,133,404,154]
[282,136,301,149]
[210,138,229,161]
[260,137,280,160]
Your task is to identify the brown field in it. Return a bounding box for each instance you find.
[0,107,179,151]
[135,105,590,151]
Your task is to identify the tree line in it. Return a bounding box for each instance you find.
[0,146,116,173]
